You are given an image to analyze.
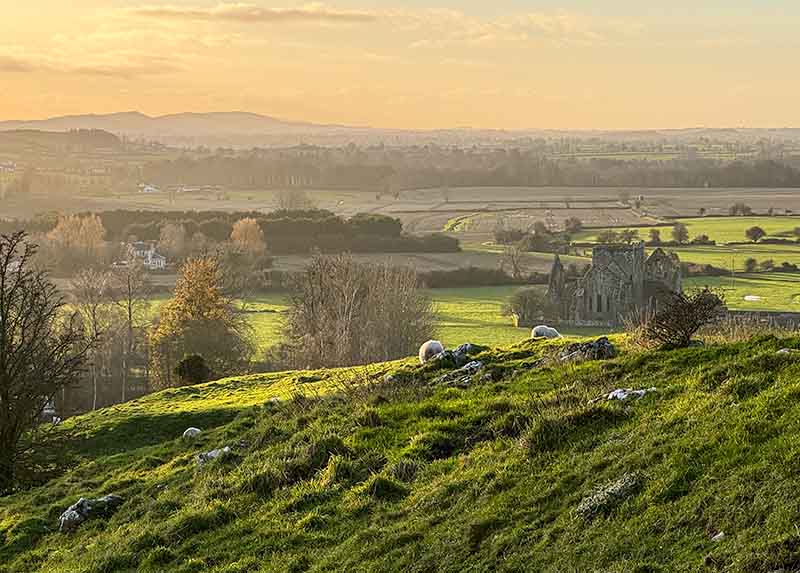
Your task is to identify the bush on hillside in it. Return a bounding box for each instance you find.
[637,288,725,349]
[174,354,211,386]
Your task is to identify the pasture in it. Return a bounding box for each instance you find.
[145,286,610,356]
[576,216,800,244]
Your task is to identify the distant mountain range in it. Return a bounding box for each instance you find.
[0,111,353,137]
[3,111,800,148]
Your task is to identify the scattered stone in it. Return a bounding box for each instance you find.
[434,361,485,386]
[182,427,202,439]
[777,348,800,355]
[58,495,124,532]
[559,337,617,363]
[433,349,470,368]
[454,343,479,356]
[384,373,399,384]
[592,387,657,404]
[196,446,232,465]
[419,340,445,364]
[711,531,726,542]
[532,325,562,339]
[575,472,642,521]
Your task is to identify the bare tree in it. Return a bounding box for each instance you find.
[71,269,113,410]
[503,244,525,281]
[0,233,90,494]
[278,255,434,368]
[110,259,151,402]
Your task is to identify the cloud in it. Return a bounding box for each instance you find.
[0,47,183,78]
[401,8,642,49]
[0,54,38,72]
[130,2,377,23]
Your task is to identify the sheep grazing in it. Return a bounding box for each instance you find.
[532,325,561,339]
[419,340,445,364]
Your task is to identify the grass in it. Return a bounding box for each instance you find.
[576,216,800,245]
[686,272,800,312]
[145,287,607,357]
[5,334,800,571]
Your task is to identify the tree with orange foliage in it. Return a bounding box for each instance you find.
[149,255,252,388]
[230,218,267,255]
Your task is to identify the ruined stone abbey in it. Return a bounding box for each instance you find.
[547,244,682,326]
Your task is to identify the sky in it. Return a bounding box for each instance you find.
[1,1,798,129]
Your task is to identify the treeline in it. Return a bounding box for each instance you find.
[138,148,800,190]
[105,209,459,255]
[0,210,460,257]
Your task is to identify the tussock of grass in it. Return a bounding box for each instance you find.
[5,334,800,571]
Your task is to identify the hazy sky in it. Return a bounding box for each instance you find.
[1,1,798,129]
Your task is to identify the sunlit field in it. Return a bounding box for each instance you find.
[576,216,800,245]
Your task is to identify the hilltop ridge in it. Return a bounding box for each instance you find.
[2,334,800,572]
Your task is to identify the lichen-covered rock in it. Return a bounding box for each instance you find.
[575,473,642,521]
[196,446,231,465]
[58,495,124,532]
[434,360,485,386]
[182,427,202,439]
[419,340,445,364]
[532,325,562,339]
[560,337,617,363]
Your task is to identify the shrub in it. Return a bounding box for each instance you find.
[174,354,211,386]
[504,288,555,326]
[639,288,725,349]
[746,226,766,243]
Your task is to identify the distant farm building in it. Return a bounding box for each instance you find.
[127,241,167,270]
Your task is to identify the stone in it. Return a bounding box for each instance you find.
[575,473,642,521]
[182,427,202,439]
[454,343,479,356]
[433,349,470,369]
[419,340,445,364]
[532,325,562,339]
[434,361,485,386]
[59,495,124,532]
[196,446,231,465]
[596,387,657,403]
[559,337,617,363]
[777,348,800,355]
[711,531,726,542]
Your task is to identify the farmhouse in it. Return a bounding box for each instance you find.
[127,241,167,270]
[547,244,681,326]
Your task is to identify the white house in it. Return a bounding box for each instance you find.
[127,242,167,270]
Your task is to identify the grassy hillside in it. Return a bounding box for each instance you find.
[4,334,800,572]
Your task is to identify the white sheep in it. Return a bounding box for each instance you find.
[182,427,202,439]
[532,325,562,339]
[418,340,445,364]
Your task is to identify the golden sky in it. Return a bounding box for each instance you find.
[1,1,799,129]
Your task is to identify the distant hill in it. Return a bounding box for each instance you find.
[2,334,800,571]
[0,111,347,138]
[0,129,122,153]
[3,111,800,147]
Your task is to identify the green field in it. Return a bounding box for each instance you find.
[686,272,800,312]
[147,277,800,359]
[576,216,800,244]
[146,287,608,357]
